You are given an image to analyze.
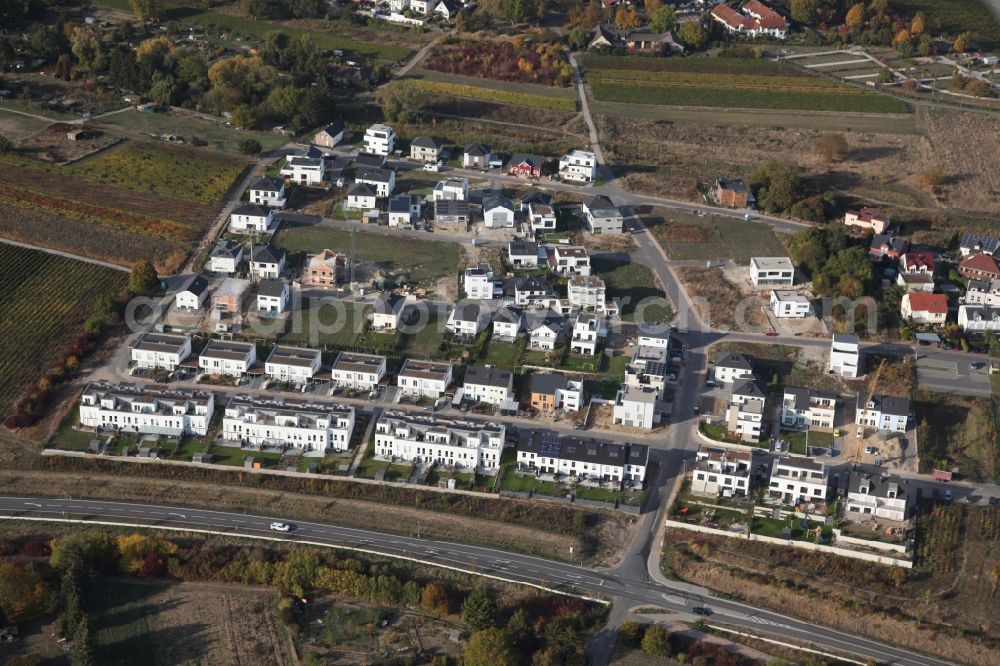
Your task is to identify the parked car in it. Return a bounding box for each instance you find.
[270,522,292,532]
[423,162,440,172]
[944,490,953,502]
[764,331,778,337]
[692,607,713,616]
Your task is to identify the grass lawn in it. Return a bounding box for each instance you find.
[275,224,461,287]
[209,446,283,468]
[482,339,523,368]
[96,109,288,154]
[500,472,561,496]
[573,486,623,502]
[52,408,97,451]
[646,211,788,265]
[604,354,629,378]
[781,430,809,455]
[699,421,728,442]
[399,308,447,359]
[282,302,370,349]
[591,257,672,323]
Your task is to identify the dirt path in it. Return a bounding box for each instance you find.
[0,235,129,272]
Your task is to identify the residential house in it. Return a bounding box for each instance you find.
[959,231,1000,257]
[410,136,444,163]
[568,275,607,311]
[711,1,788,39]
[528,372,583,412]
[463,143,491,169]
[582,195,623,234]
[625,30,684,55]
[354,167,395,198]
[433,177,468,201]
[345,183,378,211]
[547,245,591,276]
[175,275,209,311]
[211,277,251,315]
[588,24,622,49]
[208,240,244,275]
[570,312,606,356]
[727,378,766,442]
[714,352,754,384]
[869,234,909,261]
[715,178,752,208]
[388,194,420,228]
[79,382,214,436]
[397,359,453,398]
[364,123,396,156]
[434,200,471,225]
[331,352,387,391]
[464,263,502,300]
[249,245,286,280]
[433,0,461,20]
[508,239,540,269]
[781,387,837,430]
[959,304,1000,331]
[446,302,489,338]
[130,332,192,371]
[372,293,410,331]
[750,256,794,286]
[613,384,661,430]
[527,203,557,233]
[558,149,597,183]
[302,249,346,288]
[770,290,811,318]
[248,176,287,209]
[280,154,325,185]
[462,365,514,405]
[516,432,648,484]
[355,151,387,169]
[896,250,936,292]
[223,396,354,452]
[483,194,515,229]
[229,203,274,234]
[527,310,564,351]
[314,122,344,148]
[520,191,553,212]
[829,333,860,378]
[846,472,911,522]
[769,457,829,505]
[855,393,910,433]
[691,445,753,497]
[844,207,889,234]
[965,279,1000,307]
[198,339,256,377]
[514,275,553,306]
[374,412,505,471]
[256,279,289,315]
[264,345,321,383]
[959,253,1000,281]
[507,153,545,179]
[900,292,948,326]
[492,306,523,341]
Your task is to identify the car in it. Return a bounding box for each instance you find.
[270,522,291,532]
[865,446,879,455]
[833,428,841,437]
[971,362,985,370]
[764,331,778,337]
[944,490,953,502]
[751,448,767,456]
[423,163,440,172]
[692,606,713,616]
[989,496,1000,507]
[966,495,978,504]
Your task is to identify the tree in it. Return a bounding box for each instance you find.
[790,0,820,25]
[615,6,639,30]
[953,31,974,53]
[640,625,670,657]
[421,582,452,615]
[129,260,158,295]
[644,0,662,17]
[130,0,164,21]
[910,11,926,35]
[72,616,96,666]
[464,628,519,666]
[965,79,992,98]
[677,21,707,49]
[567,24,590,51]
[0,564,51,622]
[917,166,944,190]
[845,3,865,28]
[70,27,104,71]
[893,29,913,55]
[650,6,677,34]
[0,135,11,152]
[239,138,262,155]
[375,80,426,124]
[618,621,645,648]
[461,586,496,630]
[750,161,804,213]
[231,104,257,130]
[816,133,849,162]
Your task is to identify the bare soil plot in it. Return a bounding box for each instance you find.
[86,578,290,666]
[917,109,1000,215]
[915,389,999,480]
[15,123,121,163]
[0,109,50,141]
[677,267,767,331]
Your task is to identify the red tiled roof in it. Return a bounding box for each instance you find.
[960,253,1000,274]
[712,4,754,30]
[904,292,947,314]
[901,251,934,271]
[744,0,788,30]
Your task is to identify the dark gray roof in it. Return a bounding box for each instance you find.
[133,332,189,353]
[201,339,255,361]
[435,200,470,218]
[586,195,617,213]
[333,351,386,373]
[732,377,765,401]
[266,345,319,367]
[288,155,323,167]
[348,182,377,197]
[515,275,550,293]
[249,176,283,193]
[211,239,243,259]
[464,365,513,389]
[520,192,552,207]
[321,122,343,136]
[508,152,544,169]
[388,195,413,213]
[529,372,569,395]
[232,203,270,217]
[494,306,523,324]
[848,472,907,499]
[411,136,444,149]
[250,245,286,265]
[464,142,490,157]
[374,293,405,315]
[483,194,513,212]
[451,302,482,323]
[508,239,538,257]
[518,431,634,468]
[355,152,386,167]
[181,274,209,296]
[257,279,287,298]
[870,234,908,254]
[857,393,910,417]
[716,177,748,192]
[717,352,754,371]
[355,167,392,183]
[784,386,812,411]
[960,232,1000,256]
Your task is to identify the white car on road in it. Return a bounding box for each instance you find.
[270,521,291,532]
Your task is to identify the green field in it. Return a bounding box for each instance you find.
[591,257,672,323]
[283,302,371,350]
[646,210,788,265]
[0,244,127,417]
[410,79,577,112]
[97,109,289,154]
[583,57,910,113]
[275,224,461,287]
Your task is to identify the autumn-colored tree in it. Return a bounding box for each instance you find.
[640,625,670,656]
[893,28,913,54]
[464,628,519,666]
[816,133,849,162]
[421,581,452,615]
[677,20,707,48]
[129,259,158,294]
[791,0,820,25]
[917,166,944,190]
[845,3,865,28]
[644,0,662,16]
[901,78,918,93]
[910,11,926,35]
[953,31,974,53]
[0,564,51,622]
[870,0,890,13]
[615,6,639,30]
[989,561,1000,597]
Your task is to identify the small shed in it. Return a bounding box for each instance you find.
[67,128,86,141]
[192,452,214,464]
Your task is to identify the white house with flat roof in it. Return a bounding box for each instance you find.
[769,456,829,505]
[613,384,660,430]
[397,359,453,398]
[375,412,505,471]
[280,155,325,185]
[130,332,192,371]
[750,257,795,286]
[829,333,860,378]
[331,352,386,391]
[198,339,256,377]
[79,382,214,436]
[265,345,321,383]
[364,123,396,156]
[223,396,355,452]
[770,290,811,318]
[558,149,597,182]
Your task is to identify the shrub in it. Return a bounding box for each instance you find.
[239,138,263,155]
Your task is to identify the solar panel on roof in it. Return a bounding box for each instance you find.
[538,432,562,458]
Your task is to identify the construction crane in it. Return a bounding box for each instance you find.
[855,358,887,463]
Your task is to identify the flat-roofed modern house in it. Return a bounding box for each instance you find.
[374,412,505,471]
[331,352,387,391]
[769,456,829,505]
[516,431,648,484]
[265,345,321,383]
[364,123,396,156]
[223,395,355,451]
[198,339,256,377]
[79,382,214,436]
[397,359,453,398]
[829,333,860,378]
[770,290,811,318]
[130,332,192,371]
[750,257,794,286]
[558,149,597,182]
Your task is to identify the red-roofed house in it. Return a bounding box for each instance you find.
[844,207,889,234]
[959,253,1000,281]
[712,2,788,39]
[901,292,948,325]
[744,0,789,36]
[900,251,935,274]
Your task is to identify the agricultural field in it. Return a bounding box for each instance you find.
[423,36,572,86]
[0,244,127,416]
[96,108,289,154]
[409,79,577,112]
[86,578,291,666]
[582,56,910,113]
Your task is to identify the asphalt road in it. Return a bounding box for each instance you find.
[0,496,952,666]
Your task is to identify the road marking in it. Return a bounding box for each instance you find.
[748,615,791,629]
